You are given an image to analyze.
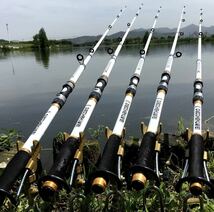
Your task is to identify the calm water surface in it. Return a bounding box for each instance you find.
[1,44,214,166]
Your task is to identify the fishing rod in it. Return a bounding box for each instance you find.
[131,6,186,191]
[5,24,15,75]
[6,24,10,44]
[90,6,162,194]
[0,7,126,205]
[175,9,214,196]
[38,4,143,201]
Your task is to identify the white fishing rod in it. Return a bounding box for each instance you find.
[176,9,214,196]
[38,4,143,201]
[0,7,126,205]
[131,6,186,191]
[90,7,162,194]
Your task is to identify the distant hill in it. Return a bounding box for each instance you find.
[68,24,214,44]
[0,39,8,43]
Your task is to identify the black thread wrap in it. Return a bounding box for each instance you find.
[188,134,204,179]
[52,81,75,109]
[38,137,80,200]
[125,74,140,97]
[92,134,122,187]
[157,72,171,93]
[193,80,203,103]
[131,132,159,182]
[89,76,107,102]
[0,150,31,205]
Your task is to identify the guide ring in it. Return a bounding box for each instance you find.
[118,37,122,42]
[140,49,145,55]
[175,51,182,58]
[180,32,184,36]
[107,48,114,55]
[89,48,94,53]
[76,54,84,62]
[127,23,131,27]
[199,32,203,36]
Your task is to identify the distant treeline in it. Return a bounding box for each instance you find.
[1,28,214,51]
[75,34,214,47]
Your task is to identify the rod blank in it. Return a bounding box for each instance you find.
[131,6,186,191]
[38,5,143,200]
[91,6,162,193]
[0,6,126,205]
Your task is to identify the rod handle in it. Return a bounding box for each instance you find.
[131,132,157,190]
[91,134,121,193]
[188,134,204,195]
[0,150,31,205]
[38,137,79,201]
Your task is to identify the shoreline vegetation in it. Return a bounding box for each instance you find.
[0,124,214,211]
[2,28,214,52]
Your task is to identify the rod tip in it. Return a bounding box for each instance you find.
[190,182,203,196]
[92,177,107,194]
[131,173,147,191]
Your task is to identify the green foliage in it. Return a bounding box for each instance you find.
[208,152,214,178]
[87,125,105,140]
[1,126,214,211]
[33,28,49,49]
[0,129,20,151]
[176,116,185,135]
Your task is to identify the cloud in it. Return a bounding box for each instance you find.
[0,0,212,40]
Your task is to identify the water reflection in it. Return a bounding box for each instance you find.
[0,43,214,147]
[34,49,50,68]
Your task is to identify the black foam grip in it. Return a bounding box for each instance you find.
[0,150,30,195]
[188,134,204,178]
[97,134,121,175]
[48,137,80,179]
[135,132,156,170]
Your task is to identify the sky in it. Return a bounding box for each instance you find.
[0,0,213,41]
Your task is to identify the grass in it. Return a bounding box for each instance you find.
[0,126,214,211]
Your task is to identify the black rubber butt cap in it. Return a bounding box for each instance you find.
[0,195,4,206]
[190,183,203,196]
[39,186,56,202]
[131,180,145,191]
[92,184,105,194]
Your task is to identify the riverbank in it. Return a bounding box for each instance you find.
[0,129,214,211]
[1,36,214,52]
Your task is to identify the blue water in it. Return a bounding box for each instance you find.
[1,43,214,167]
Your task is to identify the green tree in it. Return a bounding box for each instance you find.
[33,28,49,49]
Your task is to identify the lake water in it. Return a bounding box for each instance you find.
[1,43,214,153]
